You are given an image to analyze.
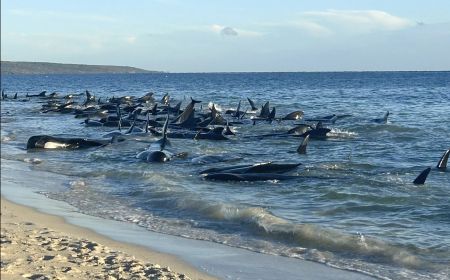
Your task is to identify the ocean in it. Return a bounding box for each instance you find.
[1,72,449,280]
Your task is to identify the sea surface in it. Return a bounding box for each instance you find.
[1,72,449,280]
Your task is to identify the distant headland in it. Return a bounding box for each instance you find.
[0,61,162,75]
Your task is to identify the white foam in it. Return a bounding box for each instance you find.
[328,128,358,138]
[69,180,86,188]
[23,158,43,164]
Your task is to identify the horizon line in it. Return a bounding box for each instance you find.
[2,60,449,74]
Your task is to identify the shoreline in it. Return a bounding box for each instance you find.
[1,196,215,280]
[1,159,376,280]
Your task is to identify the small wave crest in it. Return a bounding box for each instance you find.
[69,180,87,188]
[164,195,424,269]
[328,128,358,138]
[23,158,43,164]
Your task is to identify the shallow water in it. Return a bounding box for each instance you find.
[1,72,450,280]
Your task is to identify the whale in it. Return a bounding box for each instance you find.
[199,162,301,175]
[137,113,187,163]
[252,106,276,124]
[305,114,338,124]
[26,135,111,150]
[225,101,245,119]
[224,121,236,136]
[203,173,298,181]
[137,92,155,103]
[194,127,229,140]
[171,97,201,129]
[161,93,170,105]
[26,91,47,98]
[298,127,331,139]
[372,111,390,124]
[191,154,242,164]
[280,111,304,121]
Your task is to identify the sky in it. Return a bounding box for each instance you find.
[1,0,450,72]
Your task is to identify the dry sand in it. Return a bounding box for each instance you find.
[1,197,216,280]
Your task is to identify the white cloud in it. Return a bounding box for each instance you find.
[300,10,415,33]
[291,20,332,36]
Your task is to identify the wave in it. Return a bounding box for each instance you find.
[141,191,427,269]
[328,128,358,138]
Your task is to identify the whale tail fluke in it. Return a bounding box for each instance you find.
[413,167,431,185]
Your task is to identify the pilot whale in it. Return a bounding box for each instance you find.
[136,114,187,163]
[26,135,111,150]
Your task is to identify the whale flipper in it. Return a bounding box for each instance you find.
[413,167,431,185]
[437,149,450,170]
[297,135,310,154]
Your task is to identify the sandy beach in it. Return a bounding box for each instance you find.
[0,196,215,280]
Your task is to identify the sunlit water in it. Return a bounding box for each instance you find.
[1,72,449,279]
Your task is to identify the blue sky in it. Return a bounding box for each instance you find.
[2,0,450,72]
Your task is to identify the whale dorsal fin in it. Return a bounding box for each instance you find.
[297,135,310,154]
[151,103,158,115]
[437,149,450,170]
[234,100,241,118]
[383,111,390,123]
[159,113,170,150]
[259,101,270,118]
[413,167,431,185]
[268,107,276,120]
[247,97,257,111]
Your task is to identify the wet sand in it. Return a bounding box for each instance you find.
[0,197,215,280]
